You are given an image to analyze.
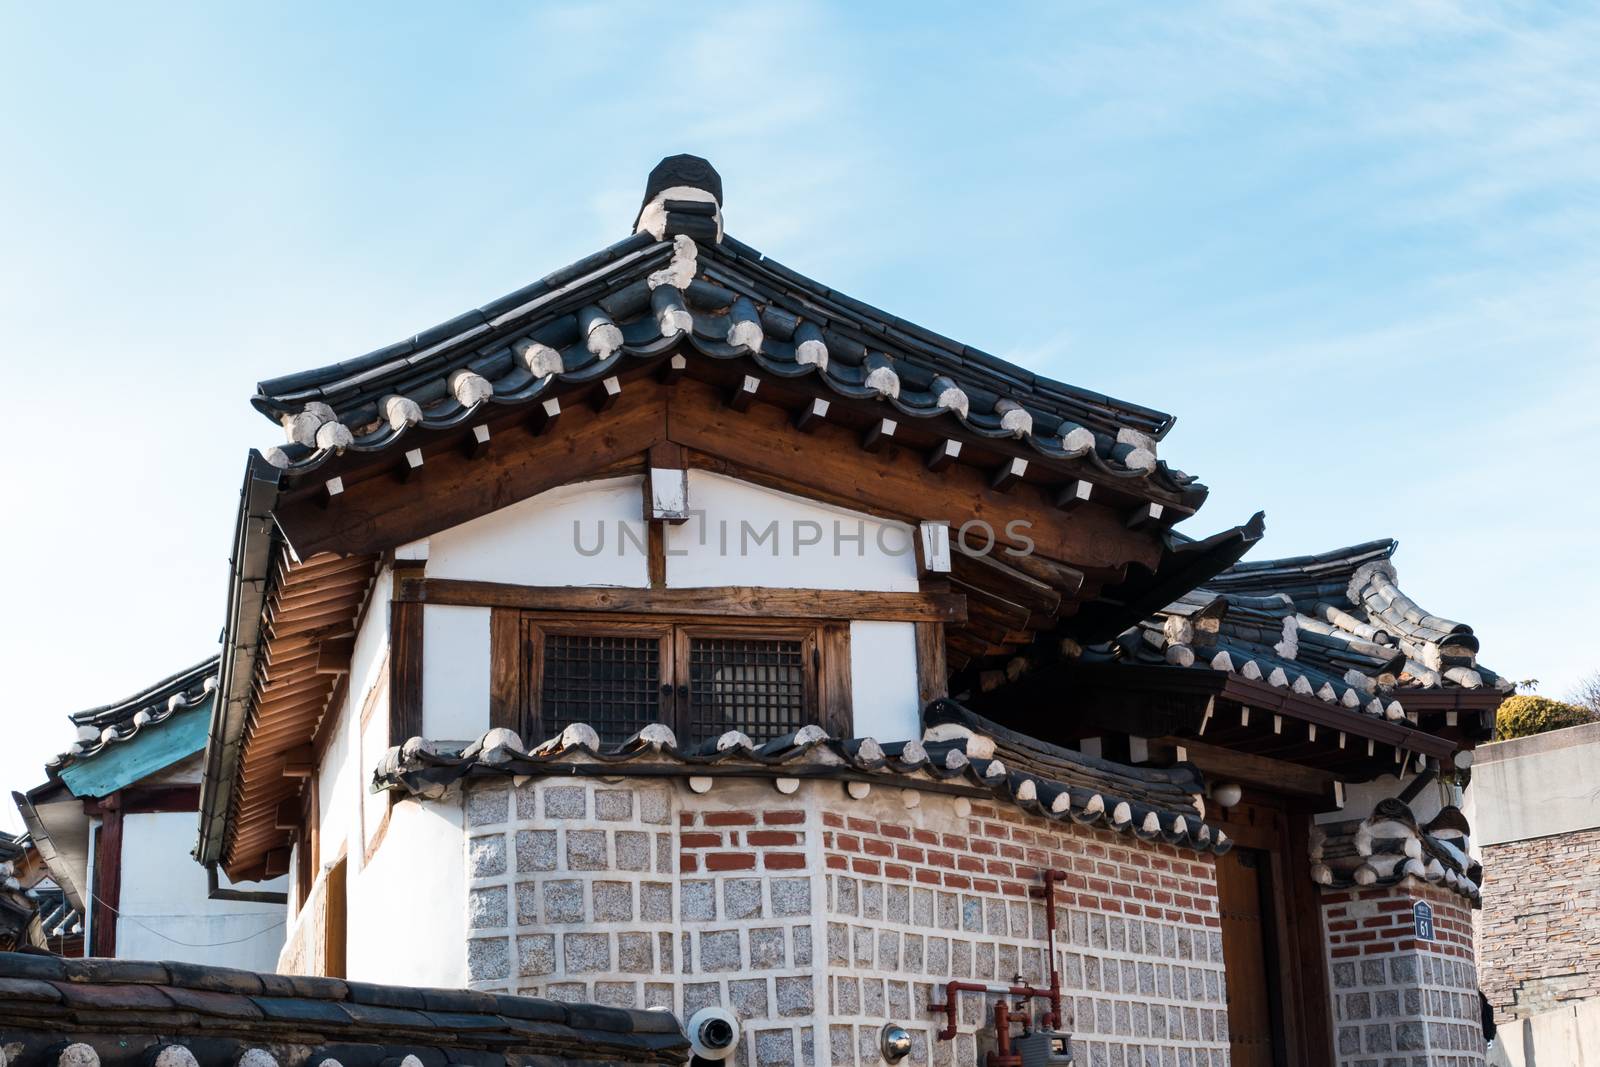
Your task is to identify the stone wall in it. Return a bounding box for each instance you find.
[1322,882,1483,1066]
[460,773,1227,1067]
[1476,825,1600,1019]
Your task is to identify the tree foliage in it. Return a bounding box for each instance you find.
[1495,694,1597,741]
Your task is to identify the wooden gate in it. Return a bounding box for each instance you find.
[1217,845,1284,1065]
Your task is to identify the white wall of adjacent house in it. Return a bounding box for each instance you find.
[116,810,285,971]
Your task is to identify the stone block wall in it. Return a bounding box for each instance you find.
[460,774,1228,1067]
[1322,882,1484,1066]
[1475,825,1600,1020]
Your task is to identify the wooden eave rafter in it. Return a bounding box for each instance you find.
[269,372,1173,678]
[271,360,1190,565]
[221,548,376,882]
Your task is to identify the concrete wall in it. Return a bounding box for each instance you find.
[1490,998,1600,1067]
[1465,721,1600,847]
[457,774,1229,1067]
[116,810,284,972]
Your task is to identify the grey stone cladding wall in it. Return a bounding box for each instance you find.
[459,775,1229,1067]
[1324,885,1485,1067]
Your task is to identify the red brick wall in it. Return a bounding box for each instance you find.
[819,803,1220,930]
[678,807,810,873]
[1323,881,1475,961]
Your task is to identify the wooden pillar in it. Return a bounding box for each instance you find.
[88,791,124,958]
[389,561,426,744]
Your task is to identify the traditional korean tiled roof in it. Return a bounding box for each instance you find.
[1094,539,1509,722]
[371,703,1232,855]
[49,656,218,767]
[0,950,688,1067]
[28,883,82,940]
[1310,799,1481,904]
[248,156,1202,508]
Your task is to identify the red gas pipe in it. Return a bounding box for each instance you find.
[927,868,1067,1043]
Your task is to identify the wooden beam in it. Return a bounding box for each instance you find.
[489,609,521,734]
[1151,737,1336,800]
[530,397,561,435]
[728,375,760,411]
[1055,479,1093,511]
[820,622,853,737]
[989,457,1027,492]
[389,598,424,744]
[395,577,967,624]
[275,798,301,831]
[89,792,123,958]
[794,397,829,433]
[263,848,292,879]
[463,423,491,459]
[926,439,961,472]
[862,417,896,453]
[1127,502,1165,530]
[315,638,356,675]
[658,353,687,383]
[397,448,425,483]
[593,375,622,412]
[281,745,317,778]
[915,621,949,704]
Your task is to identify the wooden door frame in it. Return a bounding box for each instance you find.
[1214,791,1334,1066]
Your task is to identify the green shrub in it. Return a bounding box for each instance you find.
[1495,695,1596,740]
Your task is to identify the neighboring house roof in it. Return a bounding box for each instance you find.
[29,883,83,940]
[53,656,218,766]
[0,951,688,1066]
[248,155,1203,511]
[1096,539,1508,723]
[371,701,1233,856]
[1311,798,1481,903]
[40,656,217,799]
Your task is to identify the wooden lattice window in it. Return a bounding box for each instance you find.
[516,614,840,747]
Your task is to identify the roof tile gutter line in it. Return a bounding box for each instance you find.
[69,657,221,727]
[195,451,282,869]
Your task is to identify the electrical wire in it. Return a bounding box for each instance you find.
[81,889,287,949]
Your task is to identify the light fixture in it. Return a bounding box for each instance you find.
[880,1025,913,1063]
[1211,782,1243,808]
[1453,749,1474,770]
[686,1007,740,1061]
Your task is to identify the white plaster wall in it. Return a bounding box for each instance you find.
[425,476,649,587]
[116,811,285,971]
[422,605,491,742]
[345,794,466,988]
[317,568,392,875]
[849,621,921,742]
[665,471,919,591]
[317,699,356,871]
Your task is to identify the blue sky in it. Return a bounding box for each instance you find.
[2,2,1595,830]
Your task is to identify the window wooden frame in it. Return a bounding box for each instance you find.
[500,610,851,746]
